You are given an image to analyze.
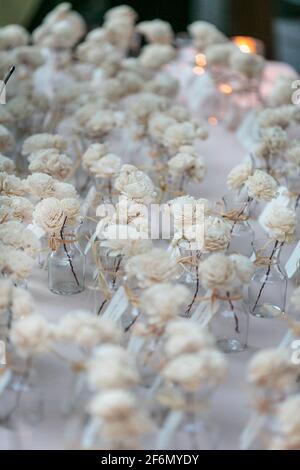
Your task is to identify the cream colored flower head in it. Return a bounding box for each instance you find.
[162,350,227,391]
[260,126,288,154]
[0,245,34,280]
[144,73,179,98]
[10,314,53,358]
[82,143,108,171]
[129,92,167,125]
[260,200,297,243]
[199,253,236,292]
[203,215,231,253]
[104,5,137,23]
[28,149,73,180]
[22,134,67,156]
[98,224,152,257]
[285,141,300,166]
[33,197,66,234]
[147,112,176,144]
[0,172,27,196]
[188,21,227,51]
[139,44,176,69]
[60,198,81,225]
[0,220,40,257]
[227,162,253,190]
[268,75,295,107]
[125,248,179,288]
[140,283,190,325]
[248,348,299,392]
[245,170,278,201]
[0,154,15,174]
[0,195,33,224]
[206,43,238,68]
[26,173,55,199]
[55,311,121,349]
[229,254,254,284]
[52,181,78,200]
[257,107,291,130]
[163,121,208,152]
[88,389,136,420]
[90,153,122,179]
[87,345,138,390]
[168,149,206,182]
[0,24,29,50]
[137,20,173,44]
[33,4,86,49]
[84,110,123,138]
[114,164,157,204]
[271,395,300,450]
[11,286,34,318]
[229,51,265,80]
[164,320,215,358]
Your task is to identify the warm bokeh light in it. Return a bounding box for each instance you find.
[231,36,257,54]
[193,66,205,75]
[218,83,233,94]
[195,53,207,67]
[208,116,218,126]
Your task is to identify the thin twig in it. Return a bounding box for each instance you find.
[252,241,279,313]
[227,291,240,334]
[60,216,80,287]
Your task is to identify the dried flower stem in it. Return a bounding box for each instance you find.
[227,291,240,334]
[252,240,279,313]
[185,251,200,317]
[60,216,80,287]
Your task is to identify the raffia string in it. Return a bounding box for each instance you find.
[124,284,140,308]
[48,234,78,251]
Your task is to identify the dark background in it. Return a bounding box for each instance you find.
[1,0,300,70]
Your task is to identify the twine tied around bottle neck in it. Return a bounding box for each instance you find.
[48,233,78,251]
[220,209,249,222]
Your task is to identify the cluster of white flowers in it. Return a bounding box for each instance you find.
[0,220,40,257]
[54,311,120,349]
[188,21,227,52]
[32,3,86,49]
[168,145,206,182]
[26,173,78,200]
[27,149,73,180]
[137,20,173,45]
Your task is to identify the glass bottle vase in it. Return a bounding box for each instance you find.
[48,225,85,295]
[222,195,254,257]
[210,295,249,353]
[248,239,287,319]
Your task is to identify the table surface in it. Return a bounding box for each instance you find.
[0,59,298,450]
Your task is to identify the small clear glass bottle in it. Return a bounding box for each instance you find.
[177,246,204,318]
[222,195,254,257]
[248,239,287,318]
[210,295,249,353]
[48,225,85,295]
